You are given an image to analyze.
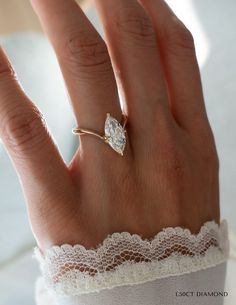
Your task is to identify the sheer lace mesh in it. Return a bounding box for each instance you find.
[35,220,229,296]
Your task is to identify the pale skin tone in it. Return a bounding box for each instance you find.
[0,0,219,252]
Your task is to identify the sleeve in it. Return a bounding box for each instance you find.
[35,220,229,305]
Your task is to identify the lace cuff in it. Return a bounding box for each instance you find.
[35,220,229,296]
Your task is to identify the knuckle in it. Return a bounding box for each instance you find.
[168,148,185,179]
[0,62,15,78]
[61,32,112,75]
[113,8,156,48]
[195,126,219,170]
[2,105,47,155]
[164,17,195,56]
[0,65,18,89]
[201,143,219,171]
[162,133,186,180]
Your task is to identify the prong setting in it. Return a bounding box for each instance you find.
[73,113,127,156]
[104,113,126,156]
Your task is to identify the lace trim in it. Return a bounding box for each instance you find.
[35,220,229,296]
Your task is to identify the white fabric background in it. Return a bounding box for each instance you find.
[48,263,227,305]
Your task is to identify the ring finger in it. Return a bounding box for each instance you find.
[95,0,173,146]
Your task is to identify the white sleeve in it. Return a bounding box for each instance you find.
[35,220,229,305]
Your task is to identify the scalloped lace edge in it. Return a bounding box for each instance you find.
[35,220,229,296]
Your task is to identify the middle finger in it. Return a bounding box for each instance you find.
[31,0,122,152]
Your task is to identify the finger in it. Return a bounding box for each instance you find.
[139,0,210,133]
[0,48,71,224]
[31,0,122,151]
[94,0,172,138]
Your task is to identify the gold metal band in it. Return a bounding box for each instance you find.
[72,127,105,140]
[72,113,127,156]
[72,114,128,143]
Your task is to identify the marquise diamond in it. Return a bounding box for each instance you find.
[104,113,126,155]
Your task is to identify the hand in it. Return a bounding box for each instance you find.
[0,0,219,251]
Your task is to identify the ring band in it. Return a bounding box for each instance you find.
[72,113,127,156]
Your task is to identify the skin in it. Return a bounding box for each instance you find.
[0,0,219,252]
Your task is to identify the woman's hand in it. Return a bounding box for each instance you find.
[0,0,219,251]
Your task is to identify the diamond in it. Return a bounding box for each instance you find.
[104,113,126,155]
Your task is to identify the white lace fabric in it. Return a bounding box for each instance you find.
[35,220,229,296]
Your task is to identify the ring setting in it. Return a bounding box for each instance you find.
[72,113,127,156]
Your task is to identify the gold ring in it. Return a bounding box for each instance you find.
[72,113,127,156]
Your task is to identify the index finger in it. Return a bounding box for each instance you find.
[0,48,72,244]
